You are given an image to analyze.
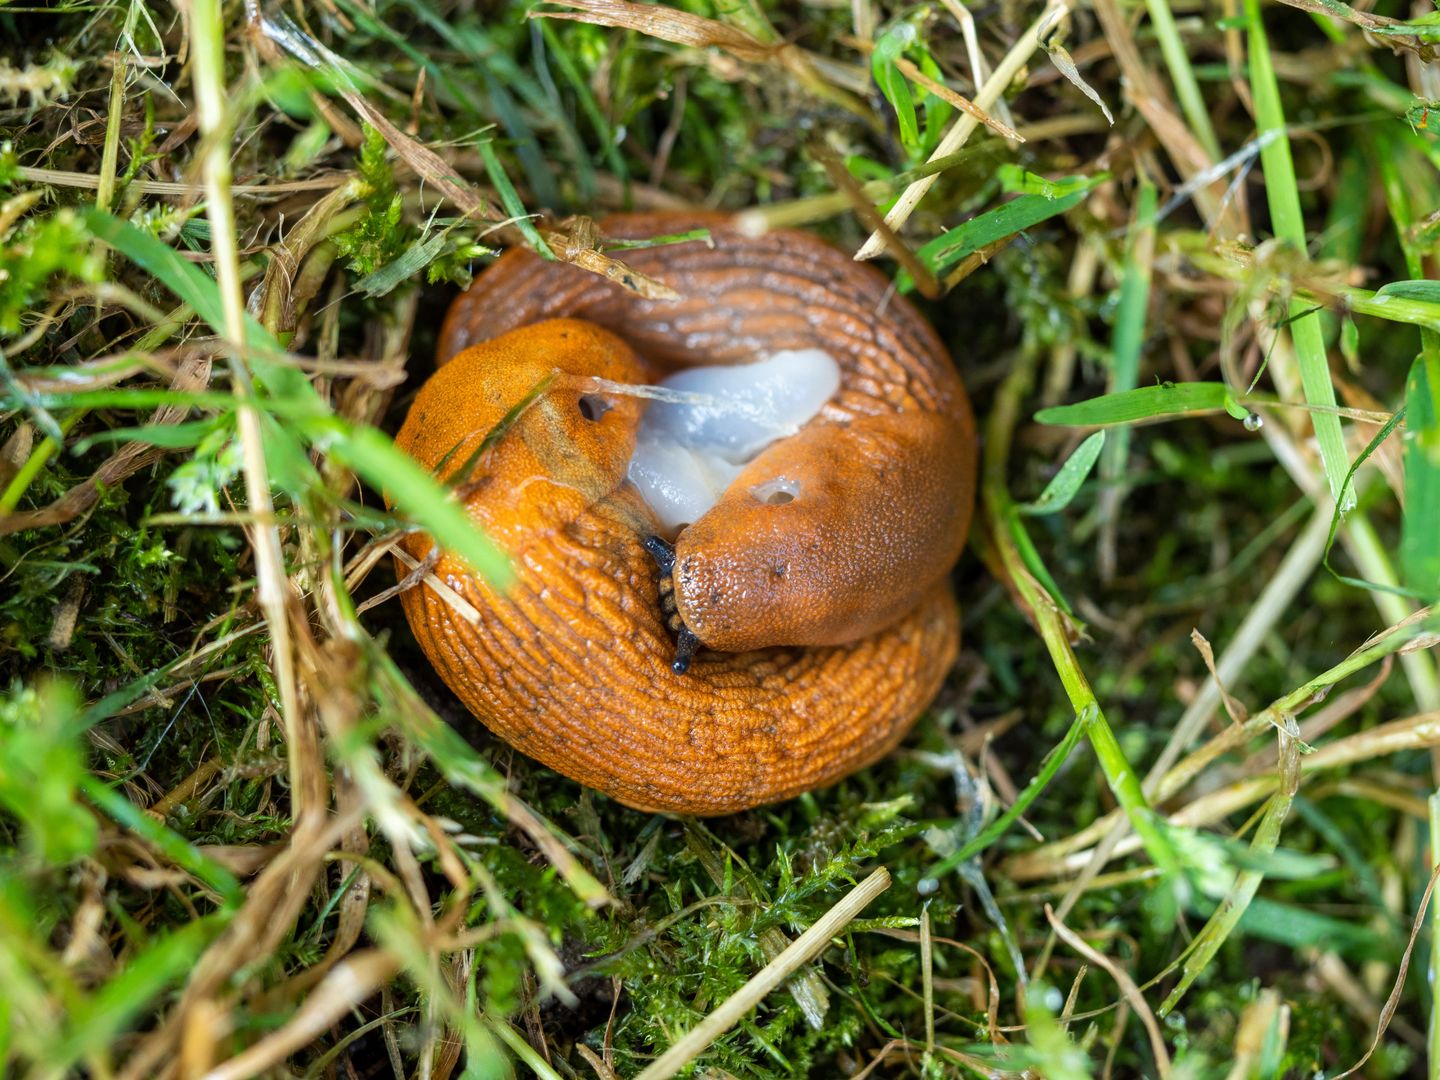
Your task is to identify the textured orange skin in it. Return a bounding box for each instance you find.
[394,214,976,815]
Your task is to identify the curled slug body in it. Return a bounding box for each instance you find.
[395,214,976,815]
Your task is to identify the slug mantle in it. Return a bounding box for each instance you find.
[391,213,977,815]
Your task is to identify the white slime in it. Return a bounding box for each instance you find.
[626,349,841,532]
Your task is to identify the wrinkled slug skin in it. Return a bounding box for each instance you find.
[397,213,974,815]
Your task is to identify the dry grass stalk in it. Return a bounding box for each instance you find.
[1011,708,1440,883]
[391,545,481,625]
[1332,866,1440,1077]
[16,164,358,197]
[1225,989,1289,1080]
[633,867,892,1080]
[811,140,939,298]
[1268,0,1439,58]
[889,55,1022,142]
[252,11,680,300]
[531,0,875,126]
[1189,628,1250,724]
[1087,0,1248,238]
[0,352,216,536]
[854,1,1065,260]
[1008,606,1435,879]
[537,0,780,62]
[200,950,403,1080]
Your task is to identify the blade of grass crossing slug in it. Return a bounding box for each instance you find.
[1403,355,1440,601]
[1245,0,1350,507]
[88,211,512,581]
[1099,180,1156,526]
[322,421,512,586]
[478,139,555,260]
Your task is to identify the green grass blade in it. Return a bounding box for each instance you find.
[920,705,1090,888]
[81,777,244,907]
[1403,355,1440,599]
[1245,0,1350,507]
[909,171,1104,281]
[534,19,627,194]
[1190,894,1388,957]
[872,25,920,152]
[1318,150,1369,344]
[1374,280,1440,304]
[376,650,608,906]
[1336,284,1440,332]
[1010,513,1075,613]
[80,209,511,586]
[1099,179,1156,509]
[82,209,282,356]
[1319,405,1425,599]
[1430,792,1440,1076]
[13,388,321,416]
[72,419,222,452]
[1020,430,1106,516]
[1142,0,1221,162]
[1035,382,1236,427]
[320,420,512,586]
[354,231,449,298]
[480,69,561,211]
[478,138,555,260]
[1160,727,1302,1015]
[0,681,97,865]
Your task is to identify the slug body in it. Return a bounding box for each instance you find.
[394,214,976,815]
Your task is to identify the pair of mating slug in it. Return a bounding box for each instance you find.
[392,214,976,816]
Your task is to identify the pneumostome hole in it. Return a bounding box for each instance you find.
[579,394,613,422]
[751,478,800,505]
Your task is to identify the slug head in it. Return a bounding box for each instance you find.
[672,414,973,653]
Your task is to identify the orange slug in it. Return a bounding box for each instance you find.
[392,213,976,815]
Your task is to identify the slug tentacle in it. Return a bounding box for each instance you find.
[394,213,976,815]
